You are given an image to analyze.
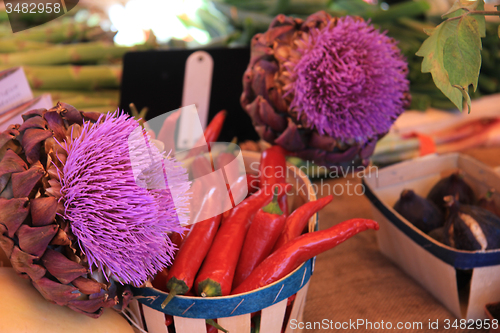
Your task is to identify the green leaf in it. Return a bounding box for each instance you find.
[329,0,375,17]
[443,0,482,18]
[475,0,486,38]
[453,85,472,114]
[442,0,485,36]
[443,15,482,94]
[416,20,463,110]
[423,26,435,36]
[369,1,430,23]
[416,0,485,112]
[268,0,290,16]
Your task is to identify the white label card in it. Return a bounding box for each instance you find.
[0,67,33,114]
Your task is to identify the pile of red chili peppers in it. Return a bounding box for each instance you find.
[152,112,379,332]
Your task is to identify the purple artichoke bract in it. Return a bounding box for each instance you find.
[0,103,189,317]
[241,11,410,167]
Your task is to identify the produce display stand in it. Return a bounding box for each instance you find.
[1,0,500,331]
[130,151,318,333]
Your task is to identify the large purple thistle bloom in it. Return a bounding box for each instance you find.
[286,16,409,143]
[58,113,188,286]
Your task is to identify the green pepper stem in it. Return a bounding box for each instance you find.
[486,189,495,200]
[262,186,283,215]
[162,278,190,308]
[161,289,177,309]
[198,278,222,297]
[206,319,229,333]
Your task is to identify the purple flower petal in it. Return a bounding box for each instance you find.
[287,16,409,143]
[58,113,189,286]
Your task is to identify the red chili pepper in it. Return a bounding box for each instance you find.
[162,164,223,307]
[162,215,221,307]
[186,110,227,158]
[232,218,379,295]
[216,151,240,207]
[204,110,227,143]
[157,109,181,156]
[232,187,287,290]
[170,226,190,249]
[227,175,249,208]
[171,156,213,248]
[194,183,290,297]
[259,146,287,188]
[152,267,169,292]
[165,314,173,326]
[278,192,288,217]
[222,208,232,220]
[160,155,224,307]
[217,152,238,183]
[247,173,260,194]
[206,324,217,333]
[187,156,214,225]
[191,155,213,178]
[217,151,235,165]
[259,146,287,215]
[282,300,294,333]
[272,195,333,252]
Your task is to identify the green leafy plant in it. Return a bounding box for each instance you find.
[416,0,500,113]
[198,0,500,111]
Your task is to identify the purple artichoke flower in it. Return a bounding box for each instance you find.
[58,112,188,286]
[241,12,410,167]
[285,16,409,143]
[0,102,192,317]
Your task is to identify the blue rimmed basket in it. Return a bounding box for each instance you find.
[129,151,318,333]
[363,153,500,320]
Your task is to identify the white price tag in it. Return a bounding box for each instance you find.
[177,51,213,150]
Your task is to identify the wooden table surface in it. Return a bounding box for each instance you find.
[301,148,500,333]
